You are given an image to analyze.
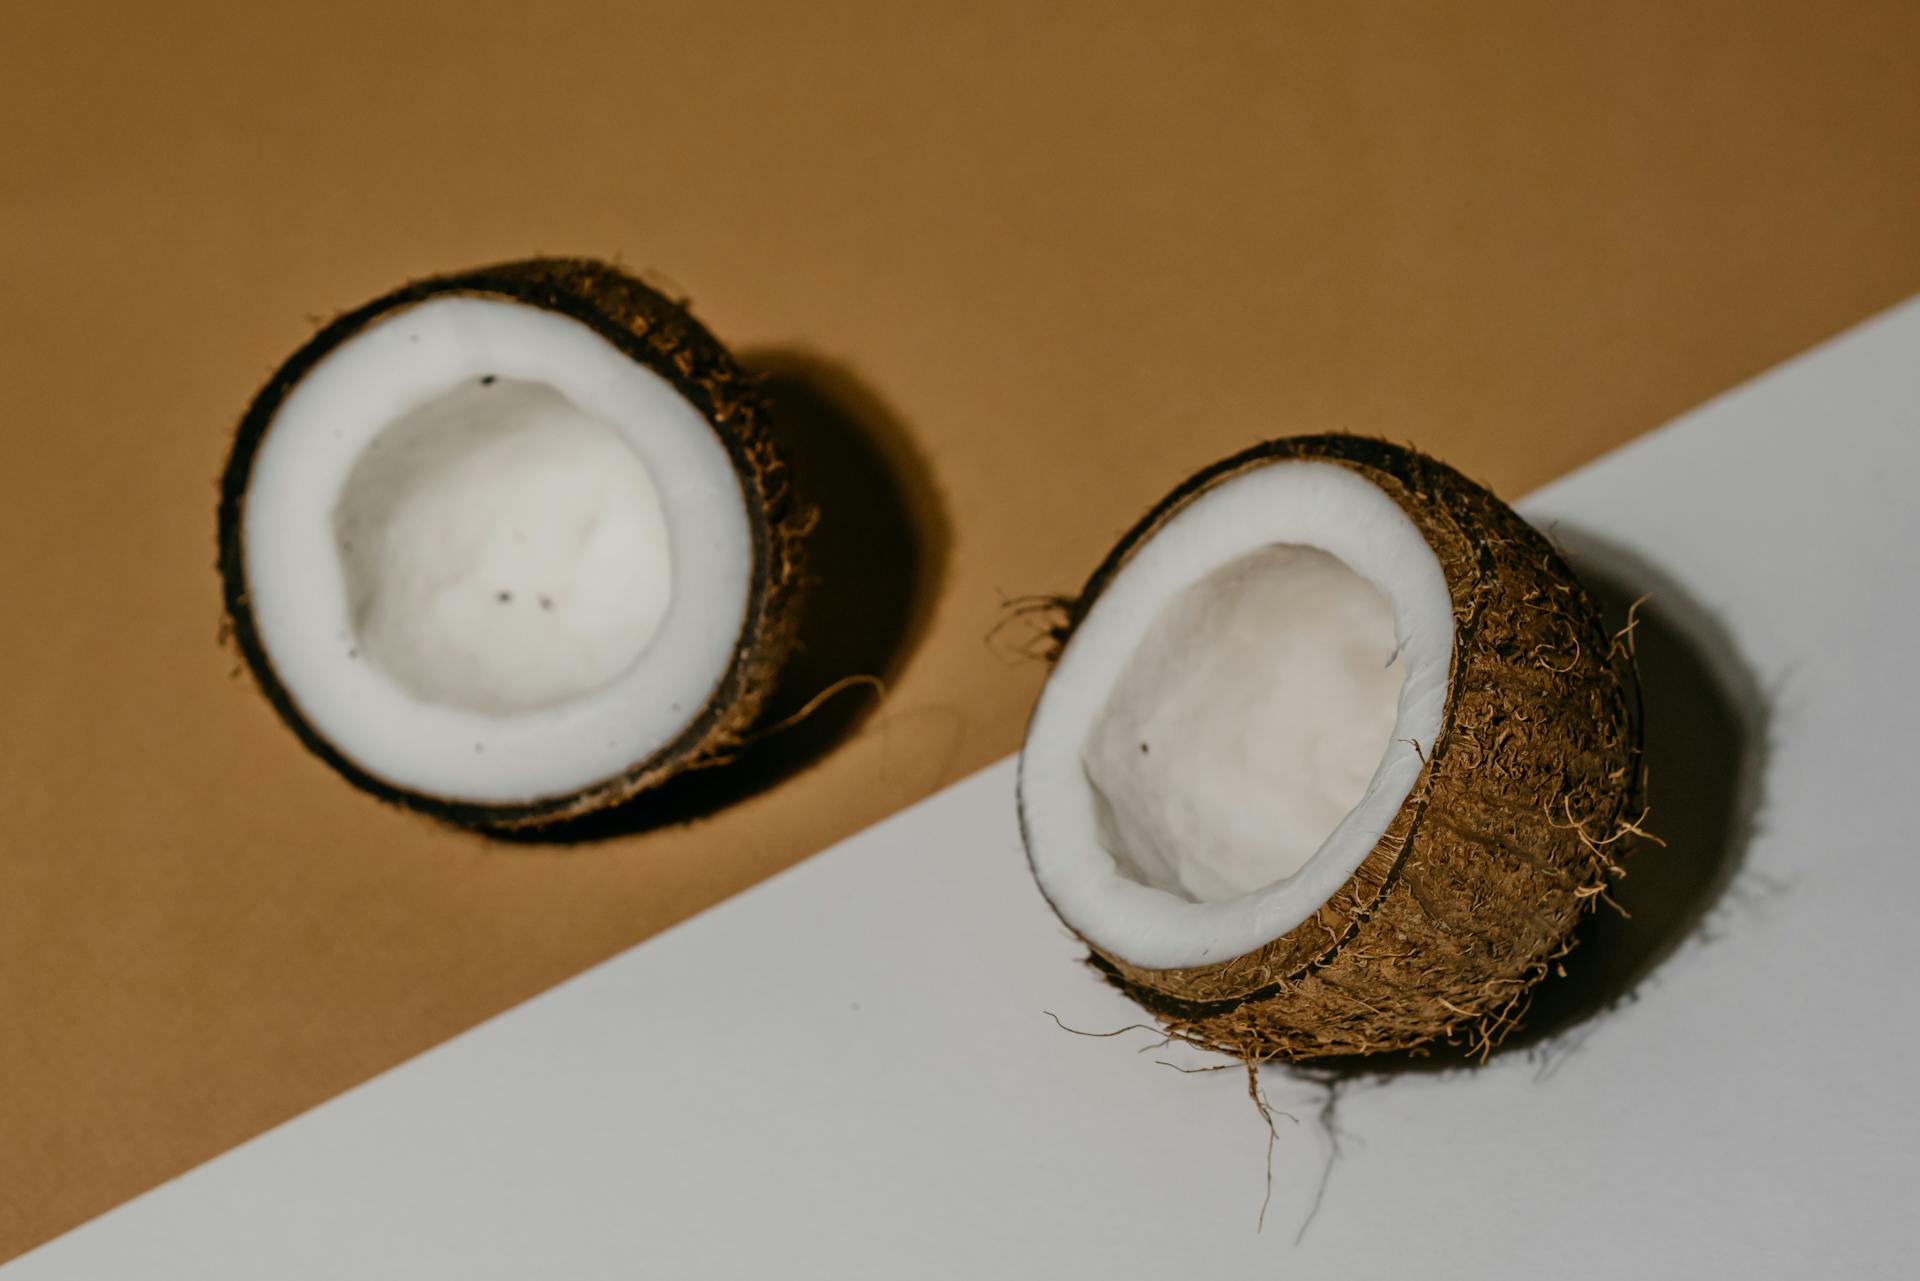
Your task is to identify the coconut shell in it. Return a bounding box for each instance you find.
[1026,436,1644,1061]
[217,258,808,831]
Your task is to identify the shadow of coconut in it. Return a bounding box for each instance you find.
[1295,525,1769,1078]
[501,351,950,845]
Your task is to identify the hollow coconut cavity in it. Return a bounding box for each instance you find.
[219,259,806,830]
[1018,436,1642,1061]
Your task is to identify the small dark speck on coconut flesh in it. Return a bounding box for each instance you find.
[497,590,512,603]
[480,374,496,385]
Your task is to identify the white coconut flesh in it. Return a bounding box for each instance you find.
[242,295,753,806]
[1020,461,1456,971]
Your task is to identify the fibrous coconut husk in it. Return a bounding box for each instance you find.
[1027,435,1645,1061]
[217,258,809,831]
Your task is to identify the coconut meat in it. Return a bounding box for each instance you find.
[1020,461,1455,970]
[334,376,673,717]
[242,295,753,806]
[1083,543,1408,902]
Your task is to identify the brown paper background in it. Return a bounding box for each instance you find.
[4,0,1918,1257]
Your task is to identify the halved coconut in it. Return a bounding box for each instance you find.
[218,259,806,830]
[1019,437,1642,1060]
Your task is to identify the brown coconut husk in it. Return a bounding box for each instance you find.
[1023,435,1644,1061]
[217,258,809,831]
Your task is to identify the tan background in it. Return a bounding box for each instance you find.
[4,0,1919,1258]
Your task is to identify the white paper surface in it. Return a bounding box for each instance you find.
[11,299,1920,1278]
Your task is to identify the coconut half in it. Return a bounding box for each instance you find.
[218,259,806,830]
[1018,437,1642,1060]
